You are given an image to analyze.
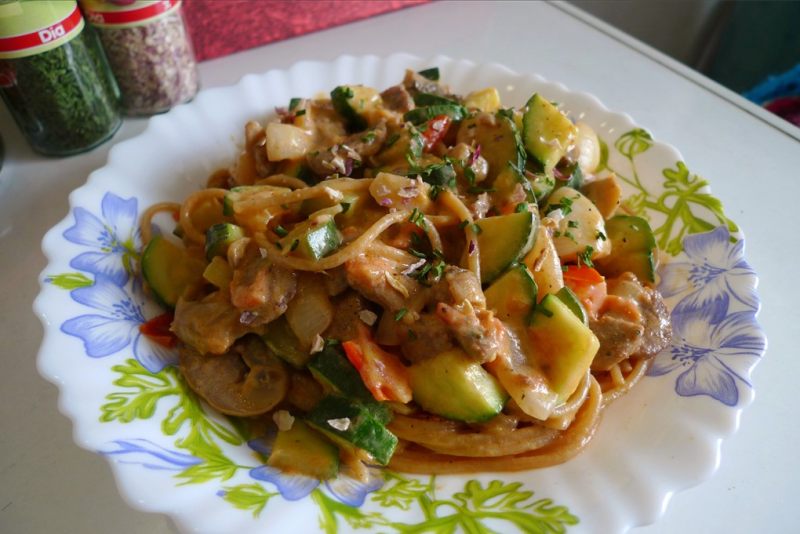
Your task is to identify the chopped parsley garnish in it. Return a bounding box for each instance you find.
[394,308,408,321]
[295,109,306,117]
[288,97,301,111]
[469,223,482,235]
[274,225,289,237]
[409,208,427,228]
[596,230,607,241]
[413,160,456,188]
[463,165,477,185]
[361,131,376,143]
[564,230,577,242]
[458,219,470,230]
[567,220,579,228]
[289,239,300,252]
[539,307,554,318]
[515,202,528,213]
[578,245,595,267]
[340,201,352,214]
[408,248,446,286]
[546,196,574,216]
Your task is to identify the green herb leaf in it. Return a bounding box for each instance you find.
[394,308,408,321]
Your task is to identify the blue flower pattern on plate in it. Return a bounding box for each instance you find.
[99,439,202,471]
[61,274,177,373]
[649,226,764,406]
[63,193,139,286]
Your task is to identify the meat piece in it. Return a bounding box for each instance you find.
[633,281,672,357]
[589,273,672,371]
[306,143,361,177]
[400,313,455,363]
[589,307,644,371]
[344,253,421,312]
[230,253,297,327]
[425,266,485,309]
[305,122,387,178]
[172,293,259,355]
[346,120,387,158]
[380,85,414,113]
[435,301,503,363]
[324,291,369,342]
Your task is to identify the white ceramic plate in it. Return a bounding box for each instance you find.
[34,54,765,533]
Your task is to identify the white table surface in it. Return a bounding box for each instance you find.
[2,2,798,533]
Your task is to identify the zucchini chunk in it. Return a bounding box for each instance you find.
[594,215,657,283]
[522,93,577,172]
[307,396,398,465]
[141,235,203,308]
[408,349,508,423]
[528,294,599,403]
[484,263,538,323]
[262,316,311,368]
[555,286,588,325]
[308,343,374,402]
[267,420,339,480]
[280,219,342,260]
[205,223,245,260]
[476,211,538,284]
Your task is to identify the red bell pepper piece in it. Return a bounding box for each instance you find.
[342,323,412,403]
[420,114,452,151]
[139,312,177,348]
[562,265,607,319]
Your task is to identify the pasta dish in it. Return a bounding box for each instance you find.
[138,69,672,480]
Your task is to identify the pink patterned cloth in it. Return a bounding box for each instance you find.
[182,0,429,62]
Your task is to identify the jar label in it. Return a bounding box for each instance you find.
[0,2,84,59]
[81,0,182,29]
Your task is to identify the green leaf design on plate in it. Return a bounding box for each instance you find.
[606,129,739,255]
[220,483,278,517]
[101,359,250,485]
[315,473,578,533]
[47,272,93,290]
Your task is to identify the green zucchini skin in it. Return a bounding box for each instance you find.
[306,396,397,465]
[204,223,244,261]
[141,235,201,309]
[595,215,657,283]
[267,420,340,480]
[484,263,538,324]
[408,349,508,423]
[476,211,538,284]
[522,93,577,172]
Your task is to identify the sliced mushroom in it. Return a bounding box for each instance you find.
[179,336,288,417]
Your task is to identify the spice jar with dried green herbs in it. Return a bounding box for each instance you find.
[0,0,121,156]
[80,0,198,116]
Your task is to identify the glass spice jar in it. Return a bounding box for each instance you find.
[80,0,199,116]
[0,0,122,157]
